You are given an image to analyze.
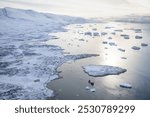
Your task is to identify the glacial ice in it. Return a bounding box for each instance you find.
[132,46,141,50]
[83,65,127,77]
[120,83,132,89]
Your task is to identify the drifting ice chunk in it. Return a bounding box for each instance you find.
[102,41,108,44]
[109,42,117,46]
[121,57,127,59]
[141,43,148,47]
[93,32,99,36]
[108,37,112,39]
[114,29,123,32]
[90,88,96,92]
[85,32,92,36]
[101,32,107,36]
[134,29,142,33]
[118,48,125,52]
[132,46,140,50]
[120,83,132,88]
[85,86,90,90]
[83,65,127,77]
[135,36,142,39]
[120,34,129,39]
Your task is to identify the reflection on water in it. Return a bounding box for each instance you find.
[47,22,150,100]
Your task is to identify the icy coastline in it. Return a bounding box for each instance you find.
[0,7,98,99]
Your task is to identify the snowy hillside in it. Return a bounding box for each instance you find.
[0,7,87,41]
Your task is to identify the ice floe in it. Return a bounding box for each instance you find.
[132,46,141,50]
[118,48,125,52]
[141,43,148,47]
[83,65,127,77]
[135,36,143,39]
[120,83,132,89]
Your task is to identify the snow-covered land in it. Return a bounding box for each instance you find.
[0,7,98,99]
[83,65,127,77]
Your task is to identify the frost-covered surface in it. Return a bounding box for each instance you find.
[83,65,127,77]
[0,7,98,99]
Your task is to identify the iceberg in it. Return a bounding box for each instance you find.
[132,46,141,50]
[141,43,148,47]
[83,65,127,77]
[120,83,132,89]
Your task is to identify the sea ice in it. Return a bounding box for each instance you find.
[135,36,143,39]
[83,65,127,77]
[120,83,132,89]
[118,48,125,52]
[141,43,148,47]
[132,46,141,50]
[120,34,129,39]
[90,88,96,92]
[85,32,92,36]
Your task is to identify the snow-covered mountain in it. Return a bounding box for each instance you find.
[0,7,87,41]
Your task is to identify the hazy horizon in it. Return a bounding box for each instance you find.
[0,0,150,18]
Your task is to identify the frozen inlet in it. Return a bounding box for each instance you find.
[83,65,127,77]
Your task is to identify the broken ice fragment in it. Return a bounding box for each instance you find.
[141,43,148,47]
[102,41,108,44]
[132,46,140,50]
[118,48,125,52]
[85,32,92,36]
[121,57,127,59]
[109,42,117,46]
[120,83,132,89]
[120,34,129,39]
[90,88,96,92]
[85,86,90,90]
[135,36,142,39]
[83,65,127,77]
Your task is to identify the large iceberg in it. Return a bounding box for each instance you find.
[83,65,127,77]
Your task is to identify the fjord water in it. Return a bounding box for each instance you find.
[47,22,150,99]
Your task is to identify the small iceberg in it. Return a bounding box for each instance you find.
[90,88,96,92]
[132,46,140,50]
[141,43,148,47]
[134,29,142,33]
[85,32,92,36]
[121,57,127,59]
[102,41,108,44]
[93,32,99,36]
[120,83,132,89]
[83,65,127,77]
[135,35,143,39]
[114,29,123,32]
[120,34,129,39]
[109,42,117,46]
[101,32,107,36]
[118,48,125,52]
[85,86,90,90]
